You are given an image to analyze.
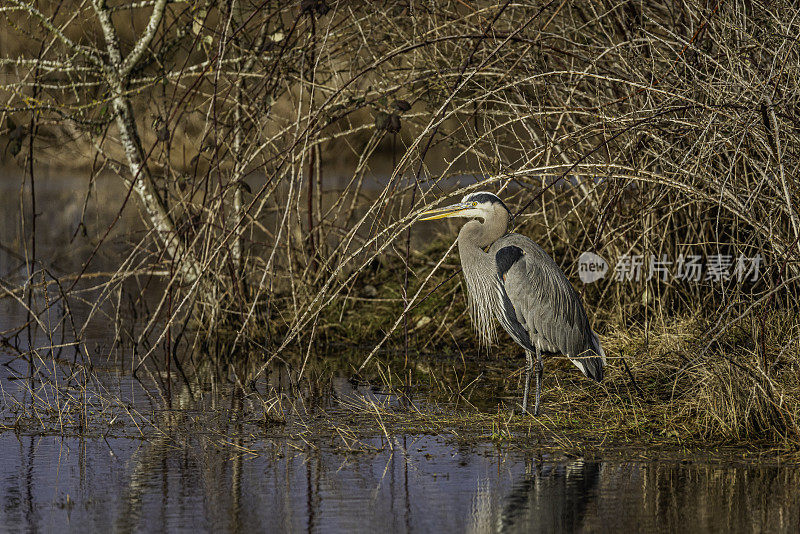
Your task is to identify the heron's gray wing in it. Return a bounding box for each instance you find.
[492,234,594,359]
[494,246,535,352]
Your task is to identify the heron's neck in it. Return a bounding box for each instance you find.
[456,214,508,348]
[457,213,508,252]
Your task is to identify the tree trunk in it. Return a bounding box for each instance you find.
[111,94,202,282]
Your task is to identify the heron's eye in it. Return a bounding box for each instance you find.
[472,201,478,207]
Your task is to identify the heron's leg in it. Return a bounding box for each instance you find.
[534,347,543,416]
[521,351,533,414]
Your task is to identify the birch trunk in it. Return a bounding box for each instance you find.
[111,94,201,282]
[91,0,202,282]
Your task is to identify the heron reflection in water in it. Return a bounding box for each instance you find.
[419,192,605,414]
[498,460,601,532]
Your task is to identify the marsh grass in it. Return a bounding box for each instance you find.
[3,308,799,458]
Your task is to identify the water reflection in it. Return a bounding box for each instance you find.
[498,460,600,533]
[0,431,798,533]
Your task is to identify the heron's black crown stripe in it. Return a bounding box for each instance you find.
[464,192,511,214]
[496,245,524,278]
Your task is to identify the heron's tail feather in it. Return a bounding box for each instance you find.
[572,332,605,382]
[592,332,606,364]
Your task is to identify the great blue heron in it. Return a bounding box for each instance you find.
[419,191,605,415]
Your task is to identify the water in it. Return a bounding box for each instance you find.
[2,168,800,533]
[0,432,798,533]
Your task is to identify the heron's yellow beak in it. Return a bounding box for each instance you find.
[418,202,471,221]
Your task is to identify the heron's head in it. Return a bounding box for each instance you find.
[419,191,511,222]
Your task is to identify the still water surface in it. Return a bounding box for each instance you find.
[1,169,800,533]
[1,431,799,533]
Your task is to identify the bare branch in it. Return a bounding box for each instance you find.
[7,0,103,68]
[119,0,169,79]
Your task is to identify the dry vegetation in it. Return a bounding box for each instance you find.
[1,0,800,451]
